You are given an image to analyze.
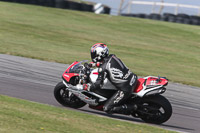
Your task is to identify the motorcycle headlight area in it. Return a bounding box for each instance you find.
[145,88,166,96]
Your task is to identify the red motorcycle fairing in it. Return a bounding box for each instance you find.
[62,61,80,83]
[63,73,79,82]
[134,78,146,93]
[134,77,168,93]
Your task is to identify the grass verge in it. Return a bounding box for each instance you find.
[0,95,176,133]
[0,2,199,86]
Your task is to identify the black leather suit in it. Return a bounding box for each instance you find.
[91,54,138,113]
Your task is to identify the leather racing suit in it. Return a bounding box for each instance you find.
[90,54,138,113]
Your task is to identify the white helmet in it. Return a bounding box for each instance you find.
[91,43,109,63]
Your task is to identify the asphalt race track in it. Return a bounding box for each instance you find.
[0,54,200,133]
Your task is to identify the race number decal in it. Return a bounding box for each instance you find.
[150,80,156,85]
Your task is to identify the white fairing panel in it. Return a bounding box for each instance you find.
[90,69,98,83]
[134,84,163,97]
[133,76,165,97]
[90,69,117,90]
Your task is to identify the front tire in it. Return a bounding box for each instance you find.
[54,82,86,108]
[136,95,172,124]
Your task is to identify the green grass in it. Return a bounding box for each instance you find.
[0,2,200,86]
[0,95,176,133]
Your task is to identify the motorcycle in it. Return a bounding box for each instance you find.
[54,60,172,124]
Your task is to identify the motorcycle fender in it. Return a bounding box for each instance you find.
[63,80,69,88]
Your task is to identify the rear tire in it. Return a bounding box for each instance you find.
[136,95,172,124]
[54,82,86,108]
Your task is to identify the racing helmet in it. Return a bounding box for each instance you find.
[91,43,109,63]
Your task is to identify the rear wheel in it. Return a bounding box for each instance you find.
[54,82,86,108]
[135,95,172,124]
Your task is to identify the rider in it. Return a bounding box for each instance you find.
[83,43,138,114]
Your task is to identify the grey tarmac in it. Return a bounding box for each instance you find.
[0,54,200,133]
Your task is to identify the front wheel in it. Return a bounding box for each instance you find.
[54,82,86,108]
[134,95,172,124]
